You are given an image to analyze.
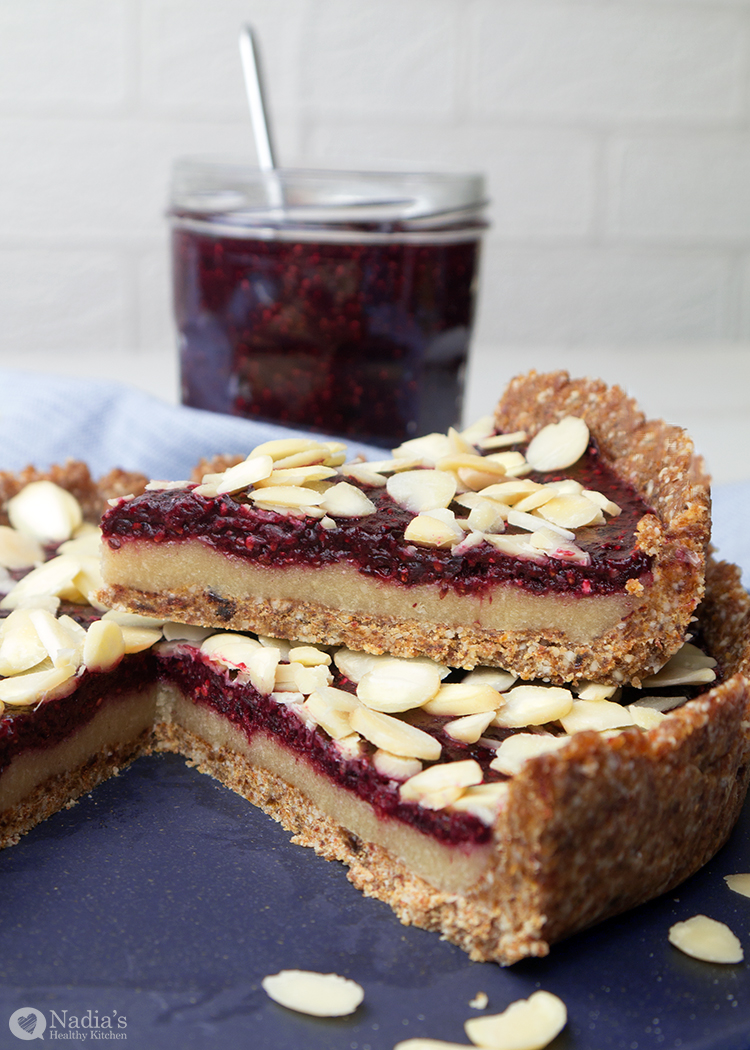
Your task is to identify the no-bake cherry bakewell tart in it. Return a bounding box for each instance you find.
[98,371,711,686]
[1,372,747,967]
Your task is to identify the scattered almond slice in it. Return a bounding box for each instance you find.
[253,463,338,489]
[0,525,43,570]
[575,681,619,701]
[527,529,590,566]
[507,509,575,540]
[525,416,589,472]
[243,645,280,695]
[479,480,540,505]
[641,642,717,688]
[249,438,325,462]
[582,488,622,516]
[162,622,214,644]
[464,990,567,1050]
[275,662,333,694]
[462,667,518,692]
[392,432,455,466]
[493,685,574,728]
[29,608,84,669]
[483,533,545,563]
[405,513,463,549]
[559,699,636,734]
[250,485,326,510]
[724,873,750,898]
[272,448,328,469]
[459,415,495,445]
[628,705,667,730]
[423,682,503,717]
[101,609,166,629]
[357,657,442,713]
[484,451,530,477]
[120,625,164,654]
[201,632,263,671]
[629,693,686,713]
[288,645,331,667]
[444,711,496,744]
[0,608,48,675]
[668,915,743,964]
[7,480,83,543]
[339,463,388,487]
[0,554,85,609]
[490,733,570,776]
[466,500,508,533]
[350,706,441,761]
[400,758,483,809]
[387,469,457,513]
[145,479,191,492]
[469,992,489,1010]
[535,494,603,530]
[449,782,509,823]
[394,1040,471,1050]
[261,969,364,1017]
[476,429,527,450]
[83,619,126,672]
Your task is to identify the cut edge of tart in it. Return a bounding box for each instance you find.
[96,371,711,685]
[0,462,748,966]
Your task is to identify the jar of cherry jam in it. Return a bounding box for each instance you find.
[169,161,487,447]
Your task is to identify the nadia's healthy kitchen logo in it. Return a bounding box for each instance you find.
[9,1008,127,1041]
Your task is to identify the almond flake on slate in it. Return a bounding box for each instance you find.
[464,989,567,1050]
[724,873,750,898]
[394,1040,470,1050]
[525,416,589,472]
[469,992,489,1010]
[83,619,126,672]
[7,481,83,544]
[387,469,457,513]
[423,682,503,717]
[261,969,364,1017]
[0,525,43,570]
[400,758,483,809]
[494,685,574,728]
[356,656,441,713]
[444,711,495,743]
[490,733,570,776]
[350,706,441,761]
[559,699,636,734]
[668,915,743,964]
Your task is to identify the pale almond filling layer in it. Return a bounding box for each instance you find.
[0,686,158,813]
[158,684,493,895]
[102,541,639,644]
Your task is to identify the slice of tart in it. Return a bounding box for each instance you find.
[1,465,748,965]
[98,371,710,685]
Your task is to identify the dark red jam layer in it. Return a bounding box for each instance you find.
[0,651,155,776]
[173,228,479,446]
[157,647,495,848]
[102,443,654,597]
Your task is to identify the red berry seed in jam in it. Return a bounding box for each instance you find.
[173,229,479,446]
[101,442,654,598]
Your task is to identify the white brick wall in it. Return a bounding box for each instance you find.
[1,0,749,480]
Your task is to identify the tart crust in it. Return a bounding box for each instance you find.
[99,371,711,684]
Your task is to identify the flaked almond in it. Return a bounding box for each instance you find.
[215,454,274,494]
[391,432,454,466]
[629,693,686,713]
[484,450,530,477]
[288,645,331,667]
[466,500,508,533]
[0,608,48,675]
[437,453,508,477]
[477,429,528,450]
[507,509,574,540]
[201,632,262,670]
[72,555,108,610]
[525,416,589,472]
[668,915,743,964]
[464,990,567,1050]
[275,661,332,695]
[120,625,163,653]
[320,481,376,517]
[535,494,603,529]
[527,528,591,566]
[404,513,462,549]
[559,698,636,734]
[0,525,43,570]
[449,782,509,823]
[357,656,441,713]
[575,681,619,701]
[249,438,324,462]
[259,635,290,659]
[83,619,126,672]
[249,485,326,510]
[490,733,570,776]
[7,481,83,543]
[423,682,503,717]
[162,622,214,644]
[350,706,441,760]
[478,480,540,505]
[494,685,574,728]
[444,711,495,744]
[29,608,84,668]
[483,533,544,563]
[102,609,166,629]
[400,758,483,809]
[462,667,518,692]
[628,705,667,729]
[334,647,449,685]
[339,463,388,487]
[0,554,84,609]
[641,642,717,688]
[512,488,556,514]
[304,686,360,740]
[254,464,338,488]
[261,969,364,1017]
[459,414,496,446]
[0,662,77,706]
[582,488,622,516]
[724,873,750,898]
[372,749,423,781]
[272,449,328,469]
[243,645,280,695]
[387,469,457,513]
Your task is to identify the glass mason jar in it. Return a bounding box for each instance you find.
[169,160,487,447]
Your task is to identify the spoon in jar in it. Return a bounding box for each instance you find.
[239,24,284,210]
